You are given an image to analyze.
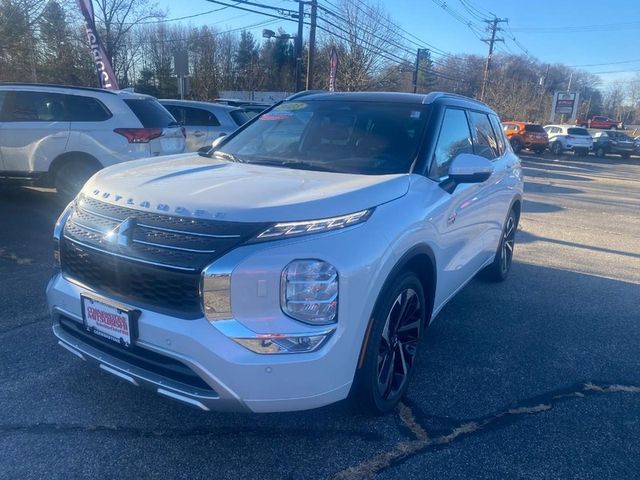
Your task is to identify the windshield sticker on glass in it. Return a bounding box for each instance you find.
[260,112,294,121]
[410,110,421,119]
[274,102,307,111]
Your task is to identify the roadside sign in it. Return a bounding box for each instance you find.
[550,92,579,122]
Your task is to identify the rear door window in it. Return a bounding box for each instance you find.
[124,99,177,127]
[183,107,220,126]
[2,91,68,122]
[468,111,500,160]
[489,115,506,155]
[230,109,250,126]
[431,108,473,179]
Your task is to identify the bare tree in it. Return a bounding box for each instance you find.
[318,0,407,91]
[92,0,165,81]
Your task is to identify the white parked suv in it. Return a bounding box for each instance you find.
[160,99,251,152]
[47,92,523,414]
[543,124,592,156]
[0,83,185,196]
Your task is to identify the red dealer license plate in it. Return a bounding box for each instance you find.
[81,296,137,347]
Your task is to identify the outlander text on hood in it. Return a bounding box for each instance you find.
[47,91,523,414]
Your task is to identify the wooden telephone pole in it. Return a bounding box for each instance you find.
[480,17,506,102]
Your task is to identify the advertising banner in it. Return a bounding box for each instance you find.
[77,0,119,90]
[329,47,338,92]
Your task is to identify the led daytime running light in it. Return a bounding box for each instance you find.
[257,209,372,240]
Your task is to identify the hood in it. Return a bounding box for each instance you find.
[82,154,410,222]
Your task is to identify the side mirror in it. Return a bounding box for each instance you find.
[211,134,227,150]
[448,153,494,184]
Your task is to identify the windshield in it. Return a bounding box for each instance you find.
[216,100,431,175]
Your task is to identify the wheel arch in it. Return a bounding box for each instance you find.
[48,151,102,181]
[356,244,437,370]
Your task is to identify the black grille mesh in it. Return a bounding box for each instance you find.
[61,195,267,316]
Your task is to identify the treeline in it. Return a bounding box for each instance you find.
[1,0,639,123]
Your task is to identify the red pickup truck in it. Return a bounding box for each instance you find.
[575,116,624,129]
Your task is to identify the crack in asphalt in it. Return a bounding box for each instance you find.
[0,315,50,335]
[331,382,640,480]
[0,248,34,265]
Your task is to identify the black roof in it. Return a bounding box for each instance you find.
[285,90,493,112]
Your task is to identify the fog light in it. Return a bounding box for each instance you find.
[233,331,333,354]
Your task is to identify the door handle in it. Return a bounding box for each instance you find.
[193,131,205,137]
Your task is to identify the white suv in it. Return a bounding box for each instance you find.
[47,92,523,414]
[0,84,185,196]
[543,124,592,156]
[160,99,250,152]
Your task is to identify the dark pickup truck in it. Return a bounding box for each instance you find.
[576,116,624,129]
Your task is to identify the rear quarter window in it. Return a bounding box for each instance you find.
[66,95,112,121]
[124,99,177,128]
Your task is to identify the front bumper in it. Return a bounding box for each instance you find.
[47,274,354,413]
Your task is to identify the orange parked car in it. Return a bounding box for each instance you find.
[502,122,549,154]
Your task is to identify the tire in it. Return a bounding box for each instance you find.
[510,137,523,154]
[533,147,545,154]
[482,209,517,282]
[574,148,588,157]
[53,158,101,199]
[595,146,606,158]
[551,141,563,156]
[352,272,426,415]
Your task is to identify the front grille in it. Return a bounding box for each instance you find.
[58,315,215,392]
[61,195,267,316]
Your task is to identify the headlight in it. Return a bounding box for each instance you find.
[53,201,74,271]
[281,260,338,325]
[255,209,372,241]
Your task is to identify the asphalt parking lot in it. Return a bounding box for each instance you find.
[1,151,639,479]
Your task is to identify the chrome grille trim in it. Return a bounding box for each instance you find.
[132,238,217,254]
[62,235,198,272]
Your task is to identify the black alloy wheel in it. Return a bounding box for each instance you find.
[353,272,425,414]
[499,213,516,276]
[482,208,517,282]
[376,287,422,401]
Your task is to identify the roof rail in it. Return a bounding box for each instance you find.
[0,83,117,95]
[422,91,488,107]
[285,90,326,101]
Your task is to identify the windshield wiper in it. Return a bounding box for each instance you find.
[248,159,337,172]
[213,151,241,162]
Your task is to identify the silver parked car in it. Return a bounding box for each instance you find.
[160,99,251,152]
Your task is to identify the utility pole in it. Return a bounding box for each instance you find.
[480,17,506,102]
[295,0,305,92]
[306,0,317,90]
[413,48,428,94]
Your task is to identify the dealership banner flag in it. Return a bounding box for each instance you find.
[76,0,119,90]
[329,47,338,92]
